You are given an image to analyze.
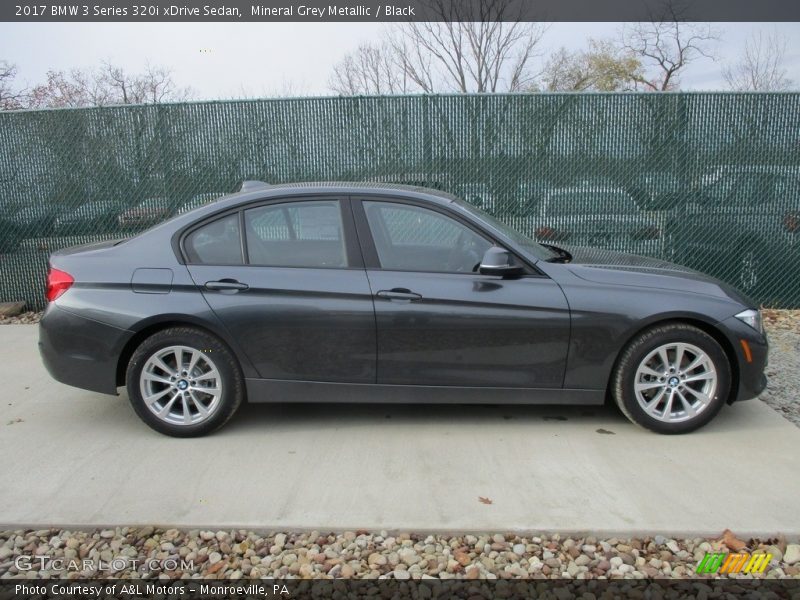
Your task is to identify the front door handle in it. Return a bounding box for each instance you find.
[205,279,249,292]
[376,288,422,302]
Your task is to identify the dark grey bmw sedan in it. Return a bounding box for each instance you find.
[39,182,768,436]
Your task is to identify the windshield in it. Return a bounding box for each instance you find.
[547,192,638,216]
[452,198,554,261]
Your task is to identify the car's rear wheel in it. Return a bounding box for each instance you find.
[126,327,244,437]
[611,323,731,434]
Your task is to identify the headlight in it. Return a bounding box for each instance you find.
[735,309,763,333]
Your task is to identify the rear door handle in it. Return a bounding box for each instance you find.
[376,288,422,302]
[205,279,249,292]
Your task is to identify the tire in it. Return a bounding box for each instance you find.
[126,326,244,437]
[611,323,731,434]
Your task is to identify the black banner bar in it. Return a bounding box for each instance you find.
[2,0,800,23]
[1,579,800,599]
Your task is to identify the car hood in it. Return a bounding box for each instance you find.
[559,245,755,306]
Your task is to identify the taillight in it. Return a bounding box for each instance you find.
[535,226,570,241]
[784,211,800,233]
[632,226,661,240]
[46,267,74,302]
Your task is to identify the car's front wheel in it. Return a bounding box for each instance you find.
[611,323,731,434]
[126,326,244,437]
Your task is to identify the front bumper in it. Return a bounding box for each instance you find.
[39,303,130,395]
[718,315,768,403]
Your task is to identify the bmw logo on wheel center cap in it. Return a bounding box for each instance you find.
[668,376,680,388]
[177,379,189,390]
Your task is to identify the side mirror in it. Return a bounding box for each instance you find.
[479,246,524,277]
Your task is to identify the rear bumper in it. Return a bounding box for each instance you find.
[718,316,768,403]
[38,303,130,395]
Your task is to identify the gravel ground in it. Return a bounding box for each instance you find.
[760,310,800,427]
[0,311,41,325]
[1,528,799,580]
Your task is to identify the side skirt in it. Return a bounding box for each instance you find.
[245,378,605,405]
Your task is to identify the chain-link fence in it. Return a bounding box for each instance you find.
[1,92,799,310]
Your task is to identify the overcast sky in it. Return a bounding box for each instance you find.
[2,22,799,98]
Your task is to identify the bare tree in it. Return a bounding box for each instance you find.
[387,0,547,93]
[97,63,141,104]
[98,62,193,105]
[330,42,410,95]
[539,40,644,92]
[27,69,106,109]
[27,62,193,109]
[723,31,794,91]
[620,1,719,91]
[0,61,26,110]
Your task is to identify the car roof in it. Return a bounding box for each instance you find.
[214,181,461,210]
[136,181,469,243]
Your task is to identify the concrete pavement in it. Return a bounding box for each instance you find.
[1,324,798,538]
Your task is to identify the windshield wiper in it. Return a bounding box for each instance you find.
[541,243,573,263]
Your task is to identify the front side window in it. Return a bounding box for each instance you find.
[244,200,347,268]
[184,213,243,264]
[363,201,492,273]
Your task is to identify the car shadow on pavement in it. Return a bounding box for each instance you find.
[61,391,772,438]
[212,399,760,437]
[230,401,624,430]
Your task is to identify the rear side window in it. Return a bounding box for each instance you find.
[244,200,347,268]
[184,214,243,264]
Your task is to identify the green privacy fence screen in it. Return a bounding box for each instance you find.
[1,92,799,310]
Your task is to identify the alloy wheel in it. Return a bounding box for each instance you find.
[139,345,222,426]
[633,342,717,423]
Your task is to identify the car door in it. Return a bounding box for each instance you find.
[352,196,570,388]
[183,196,376,383]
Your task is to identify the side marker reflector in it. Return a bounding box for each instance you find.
[740,339,753,363]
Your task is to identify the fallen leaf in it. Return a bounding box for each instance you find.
[721,528,747,552]
[478,496,493,505]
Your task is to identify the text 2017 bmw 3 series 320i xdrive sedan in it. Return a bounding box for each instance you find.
[39,182,768,436]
